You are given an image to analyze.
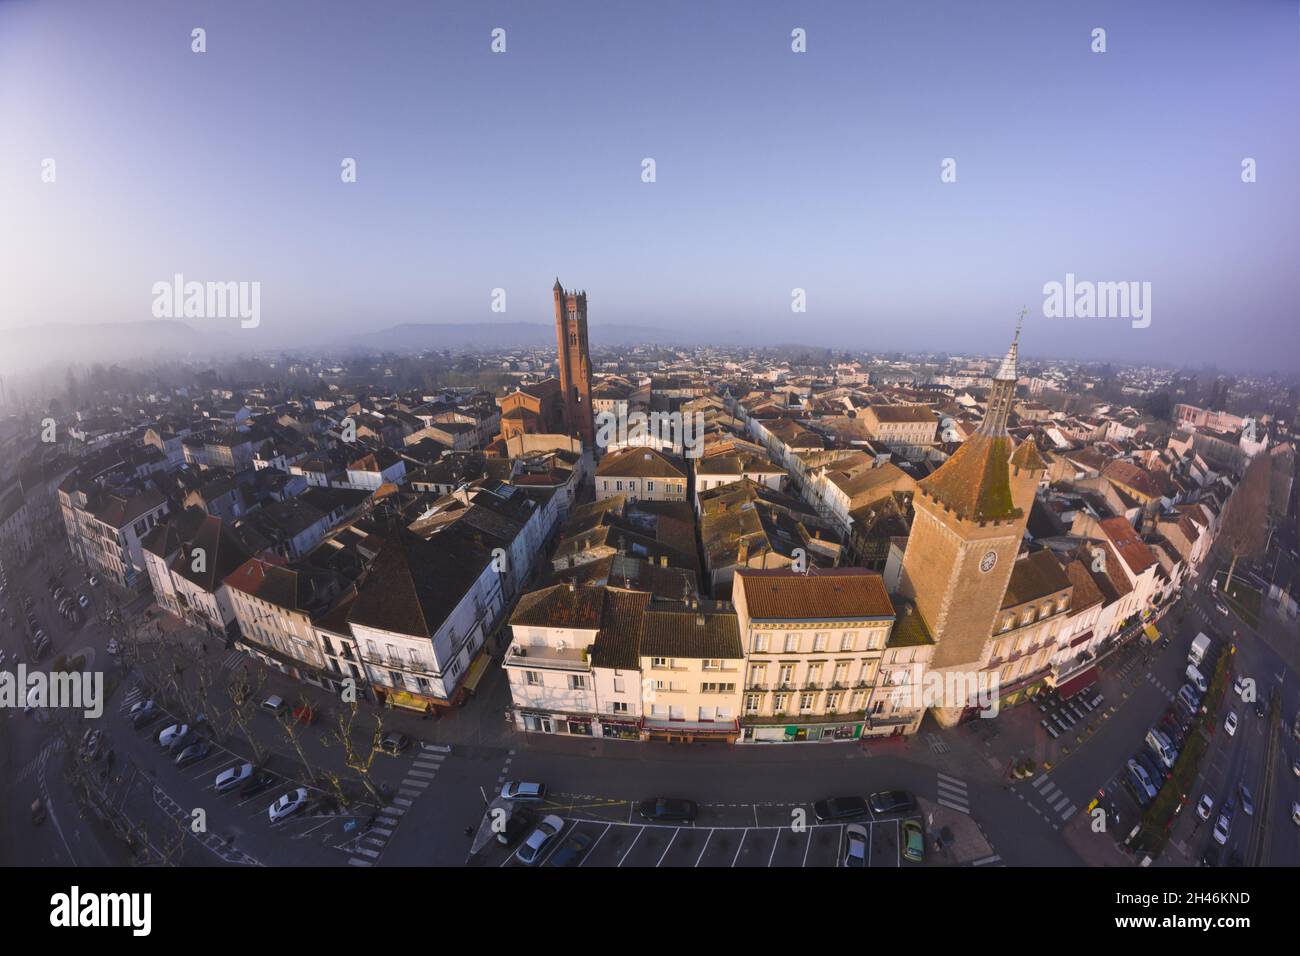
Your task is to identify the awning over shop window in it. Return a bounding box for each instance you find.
[1055,665,1099,700]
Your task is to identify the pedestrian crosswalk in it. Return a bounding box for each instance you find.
[970,853,1002,866]
[1021,773,1078,827]
[221,650,246,672]
[936,772,970,814]
[1147,672,1176,700]
[16,738,64,783]
[926,733,950,755]
[347,742,450,868]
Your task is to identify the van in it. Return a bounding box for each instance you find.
[1185,664,1208,694]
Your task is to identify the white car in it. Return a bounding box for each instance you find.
[88,574,99,588]
[1212,813,1231,845]
[268,788,310,823]
[1232,677,1247,698]
[260,695,287,716]
[514,814,565,865]
[158,723,189,749]
[106,638,119,656]
[129,697,154,716]
[1293,802,1300,826]
[214,762,254,793]
[1224,712,1238,737]
[843,823,868,868]
[77,593,89,609]
[1196,794,1214,821]
[1293,758,1300,778]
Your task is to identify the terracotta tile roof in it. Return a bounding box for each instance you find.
[510,583,606,630]
[1001,550,1072,609]
[590,589,652,671]
[595,447,687,480]
[1063,559,1105,612]
[1098,516,1157,574]
[736,568,895,621]
[640,605,743,659]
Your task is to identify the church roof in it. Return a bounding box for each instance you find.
[1009,436,1046,472]
[917,433,1020,523]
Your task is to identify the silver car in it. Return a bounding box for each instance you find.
[515,814,565,865]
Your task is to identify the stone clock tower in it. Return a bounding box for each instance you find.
[897,320,1045,724]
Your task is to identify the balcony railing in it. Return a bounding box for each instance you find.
[504,644,590,671]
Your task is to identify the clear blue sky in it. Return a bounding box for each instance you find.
[1,0,1297,369]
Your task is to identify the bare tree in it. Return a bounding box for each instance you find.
[1216,452,1272,595]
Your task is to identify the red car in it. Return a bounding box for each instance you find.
[291,705,318,726]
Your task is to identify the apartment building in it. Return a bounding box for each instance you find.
[595,448,687,502]
[503,583,650,739]
[860,404,938,460]
[640,603,744,743]
[732,568,917,743]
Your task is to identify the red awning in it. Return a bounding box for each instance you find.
[1055,665,1099,700]
[1068,629,1094,648]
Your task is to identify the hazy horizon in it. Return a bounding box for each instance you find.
[2,0,1297,373]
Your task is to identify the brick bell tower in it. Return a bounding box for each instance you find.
[553,278,595,447]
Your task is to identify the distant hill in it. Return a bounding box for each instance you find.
[348,321,692,352]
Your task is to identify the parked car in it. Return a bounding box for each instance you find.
[843,824,868,867]
[268,787,310,823]
[240,769,278,798]
[88,574,99,587]
[812,796,868,823]
[514,814,565,865]
[379,733,411,756]
[214,762,254,793]
[1238,784,1254,816]
[175,739,213,767]
[546,832,593,867]
[1213,796,1236,846]
[868,790,917,816]
[157,723,189,749]
[494,808,538,847]
[500,781,547,803]
[1134,751,1166,787]
[290,705,317,725]
[1196,794,1214,821]
[106,638,119,656]
[131,701,160,728]
[1224,711,1238,737]
[901,818,925,863]
[638,797,699,823]
[260,695,287,716]
[1126,759,1158,802]
[78,593,90,609]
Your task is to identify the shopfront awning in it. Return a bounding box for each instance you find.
[461,651,492,695]
[1055,665,1099,700]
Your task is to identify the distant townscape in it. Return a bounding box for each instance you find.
[1,282,1296,868]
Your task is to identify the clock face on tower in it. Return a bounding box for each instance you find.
[979,550,998,574]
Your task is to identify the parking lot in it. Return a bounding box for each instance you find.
[474,794,914,868]
[98,682,385,864]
